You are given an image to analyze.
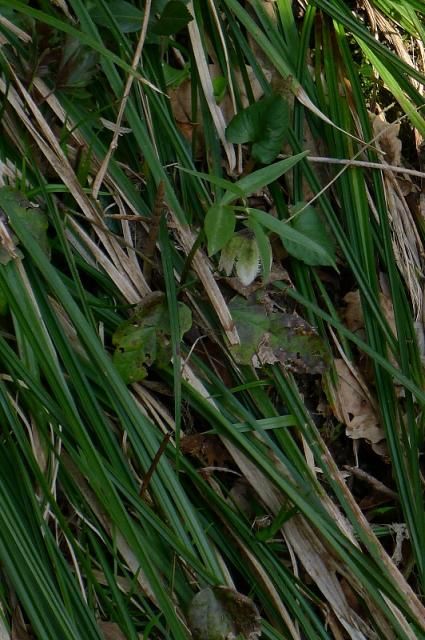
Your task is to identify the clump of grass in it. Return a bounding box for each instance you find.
[0,1,424,639]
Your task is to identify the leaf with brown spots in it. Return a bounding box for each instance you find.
[230,295,328,374]
[188,586,261,640]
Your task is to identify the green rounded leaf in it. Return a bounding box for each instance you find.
[289,203,336,266]
[248,206,336,268]
[90,1,144,33]
[226,95,289,164]
[205,205,236,256]
[152,1,192,36]
[0,188,50,259]
[229,296,328,373]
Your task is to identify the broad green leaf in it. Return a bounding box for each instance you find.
[113,296,192,384]
[248,207,336,268]
[205,205,235,256]
[212,76,227,102]
[221,152,308,205]
[230,296,328,374]
[188,587,261,640]
[90,1,144,33]
[59,37,98,90]
[226,94,289,163]
[152,1,192,36]
[288,203,336,266]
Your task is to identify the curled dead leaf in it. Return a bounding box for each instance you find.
[328,359,385,446]
[343,289,396,337]
[168,64,271,147]
[343,289,398,379]
[371,111,402,166]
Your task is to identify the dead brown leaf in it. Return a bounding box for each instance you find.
[329,359,385,446]
[343,289,397,337]
[98,621,126,640]
[371,111,402,166]
[342,290,365,336]
[11,608,32,640]
[181,433,233,468]
[343,290,398,382]
[168,64,271,146]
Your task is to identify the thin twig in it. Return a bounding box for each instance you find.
[343,466,399,501]
[299,155,425,180]
[92,0,153,199]
[143,181,165,284]
[140,432,172,500]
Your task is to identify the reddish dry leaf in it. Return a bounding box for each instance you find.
[181,433,233,468]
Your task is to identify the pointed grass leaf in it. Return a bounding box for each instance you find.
[177,168,245,198]
[0,284,9,316]
[205,205,235,256]
[221,152,308,205]
[248,206,336,268]
[90,1,144,33]
[153,1,192,36]
[226,94,289,163]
